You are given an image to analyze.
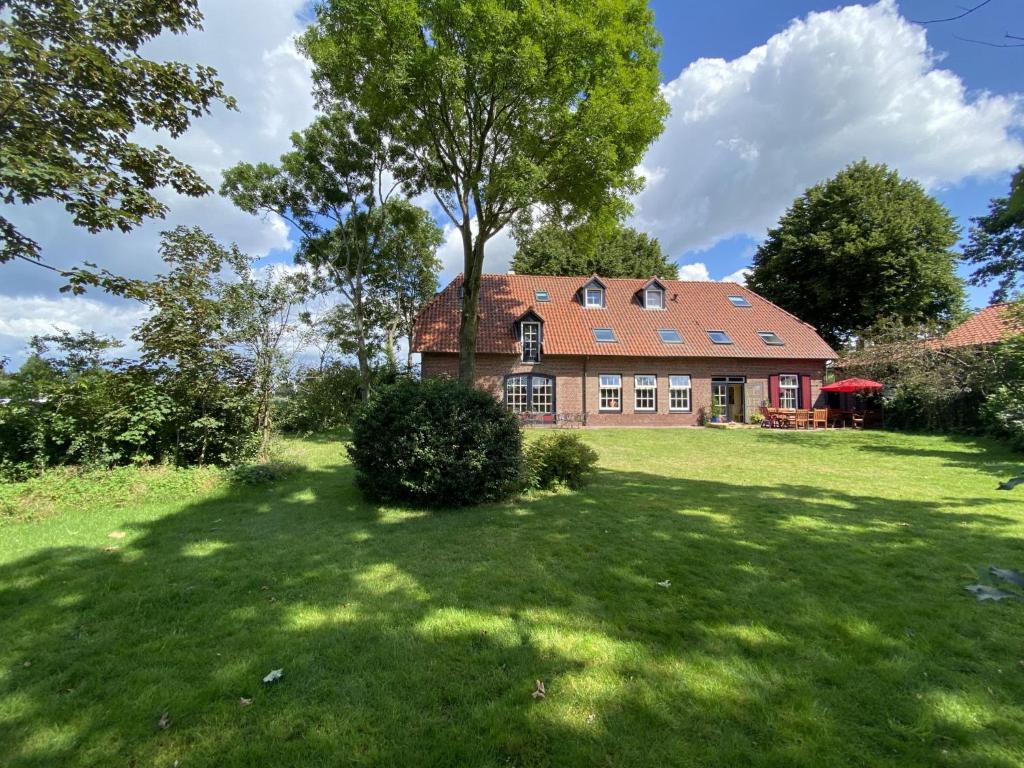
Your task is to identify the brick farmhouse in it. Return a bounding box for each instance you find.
[413,273,837,426]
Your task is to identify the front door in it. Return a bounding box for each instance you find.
[712,377,746,423]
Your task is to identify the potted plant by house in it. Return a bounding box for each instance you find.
[710,401,724,424]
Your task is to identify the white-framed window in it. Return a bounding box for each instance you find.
[521,321,540,362]
[634,375,656,411]
[505,374,554,413]
[530,376,553,413]
[669,375,691,412]
[585,287,604,308]
[779,374,799,409]
[645,287,664,309]
[506,375,528,412]
[599,374,621,411]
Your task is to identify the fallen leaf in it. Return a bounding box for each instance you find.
[531,679,546,699]
[263,668,283,684]
[103,546,119,553]
[22,661,31,668]
[657,580,671,588]
[239,697,253,708]
[989,567,1024,589]
[157,712,171,730]
[965,584,1017,602]
[107,531,126,540]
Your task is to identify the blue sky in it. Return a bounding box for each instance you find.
[1,0,1023,363]
[647,0,1024,309]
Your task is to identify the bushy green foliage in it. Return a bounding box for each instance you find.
[348,378,523,507]
[983,384,1024,451]
[275,364,363,433]
[524,432,599,490]
[963,166,1024,303]
[749,160,965,350]
[230,460,303,485]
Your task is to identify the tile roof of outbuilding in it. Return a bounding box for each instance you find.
[939,303,1023,347]
[413,274,837,360]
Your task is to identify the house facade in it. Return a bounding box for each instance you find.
[413,274,837,426]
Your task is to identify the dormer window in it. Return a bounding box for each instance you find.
[580,276,606,308]
[521,321,540,362]
[515,310,544,363]
[641,278,667,309]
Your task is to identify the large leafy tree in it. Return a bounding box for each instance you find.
[221,112,435,398]
[302,0,668,383]
[0,0,234,287]
[747,160,965,350]
[963,166,1024,303]
[511,214,677,279]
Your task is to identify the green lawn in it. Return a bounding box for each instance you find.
[2,429,1023,767]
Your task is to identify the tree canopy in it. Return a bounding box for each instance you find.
[747,160,965,350]
[963,166,1024,303]
[511,215,677,279]
[302,0,668,383]
[0,0,234,288]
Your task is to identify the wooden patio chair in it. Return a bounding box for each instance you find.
[851,412,865,429]
[760,406,776,428]
[794,410,810,430]
[812,408,828,429]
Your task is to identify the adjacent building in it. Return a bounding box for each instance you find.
[413,273,837,426]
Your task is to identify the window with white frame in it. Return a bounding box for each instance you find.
[505,374,554,413]
[585,287,604,308]
[645,287,664,309]
[530,376,553,413]
[779,374,799,409]
[599,374,621,411]
[521,321,540,362]
[634,374,656,411]
[669,375,691,412]
[506,375,528,412]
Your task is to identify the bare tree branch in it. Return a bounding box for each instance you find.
[910,0,995,24]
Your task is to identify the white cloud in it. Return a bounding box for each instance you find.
[720,268,750,285]
[0,296,150,362]
[677,262,712,281]
[436,221,517,285]
[632,0,1024,258]
[0,0,313,300]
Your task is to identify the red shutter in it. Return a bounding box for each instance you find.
[800,375,812,409]
[768,374,780,407]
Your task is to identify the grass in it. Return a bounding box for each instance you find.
[1,428,1023,767]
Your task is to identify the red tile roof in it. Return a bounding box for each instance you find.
[414,274,837,360]
[939,303,1024,347]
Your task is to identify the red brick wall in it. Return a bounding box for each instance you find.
[421,352,826,426]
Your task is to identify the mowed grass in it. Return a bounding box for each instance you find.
[1,429,1024,767]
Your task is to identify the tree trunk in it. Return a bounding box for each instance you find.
[457,228,484,385]
[352,286,372,400]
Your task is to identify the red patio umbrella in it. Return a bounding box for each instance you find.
[821,377,884,393]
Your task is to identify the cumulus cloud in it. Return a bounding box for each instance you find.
[0,0,313,298]
[632,0,1024,257]
[0,296,150,362]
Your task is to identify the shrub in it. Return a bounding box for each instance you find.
[983,383,1024,451]
[348,377,523,507]
[230,460,303,485]
[524,432,599,490]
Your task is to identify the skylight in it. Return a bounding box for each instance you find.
[534,290,550,302]
[757,331,784,346]
[707,330,733,345]
[592,328,617,343]
[658,329,682,344]
[727,295,751,307]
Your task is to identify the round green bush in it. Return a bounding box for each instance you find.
[524,431,599,490]
[348,377,524,507]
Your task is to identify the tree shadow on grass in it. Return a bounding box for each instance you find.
[1,452,1024,767]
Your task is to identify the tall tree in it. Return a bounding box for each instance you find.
[222,111,419,398]
[0,0,234,289]
[369,200,443,373]
[963,166,1024,302]
[511,214,676,279]
[747,160,965,350]
[302,0,668,384]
